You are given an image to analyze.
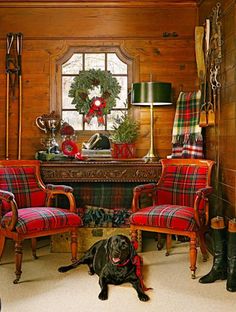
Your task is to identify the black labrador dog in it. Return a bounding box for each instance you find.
[58,234,150,301]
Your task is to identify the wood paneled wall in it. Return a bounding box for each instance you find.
[0,1,198,160]
[1,0,234,216]
[198,0,236,217]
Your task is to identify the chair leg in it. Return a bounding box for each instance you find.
[189,235,197,279]
[165,234,172,256]
[157,233,164,250]
[31,238,38,259]
[198,230,208,261]
[14,240,23,284]
[70,229,78,263]
[0,235,6,261]
[130,228,139,250]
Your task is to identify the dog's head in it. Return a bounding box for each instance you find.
[106,235,136,265]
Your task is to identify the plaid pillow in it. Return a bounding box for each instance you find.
[0,166,46,215]
[82,205,131,227]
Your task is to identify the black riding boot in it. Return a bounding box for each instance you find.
[199,216,227,284]
[226,218,236,292]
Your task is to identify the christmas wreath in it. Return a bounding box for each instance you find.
[68,69,121,125]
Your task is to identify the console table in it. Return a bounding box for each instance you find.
[40,159,161,254]
[40,159,161,183]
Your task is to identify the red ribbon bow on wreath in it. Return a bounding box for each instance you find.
[84,97,106,125]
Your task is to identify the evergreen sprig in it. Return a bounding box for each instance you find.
[110,113,140,144]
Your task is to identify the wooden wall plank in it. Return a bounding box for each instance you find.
[0,7,197,39]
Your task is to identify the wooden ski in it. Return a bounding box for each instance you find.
[195,26,207,127]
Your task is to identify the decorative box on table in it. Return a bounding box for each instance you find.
[51,227,142,255]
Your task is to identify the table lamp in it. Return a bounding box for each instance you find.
[131,81,172,161]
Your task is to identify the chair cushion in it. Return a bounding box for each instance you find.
[129,205,197,232]
[1,207,83,234]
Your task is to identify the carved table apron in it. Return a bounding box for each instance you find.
[40,159,161,183]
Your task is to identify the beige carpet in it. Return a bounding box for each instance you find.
[0,237,235,312]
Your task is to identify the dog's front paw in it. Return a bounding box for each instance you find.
[58,266,67,273]
[88,267,95,275]
[138,293,150,302]
[98,290,108,300]
[58,263,75,273]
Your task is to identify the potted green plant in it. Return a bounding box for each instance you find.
[110,113,139,159]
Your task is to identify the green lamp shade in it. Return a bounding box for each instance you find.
[131,82,172,106]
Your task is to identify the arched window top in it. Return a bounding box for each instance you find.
[53,45,137,131]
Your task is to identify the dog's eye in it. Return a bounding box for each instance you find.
[121,242,128,249]
[112,239,119,246]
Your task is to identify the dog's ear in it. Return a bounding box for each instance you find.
[104,237,112,257]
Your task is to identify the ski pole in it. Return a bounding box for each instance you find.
[5,33,14,160]
[17,33,23,160]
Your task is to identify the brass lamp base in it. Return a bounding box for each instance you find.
[143,150,159,163]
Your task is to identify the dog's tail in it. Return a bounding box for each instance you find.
[58,261,80,273]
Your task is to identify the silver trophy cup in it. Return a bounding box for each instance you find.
[36,111,61,153]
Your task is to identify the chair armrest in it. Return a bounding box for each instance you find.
[132,183,158,212]
[0,190,18,231]
[0,189,15,202]
[45,184,77,213]
[196,186,213,198]
[133,183,157,193]
[46,184,74,193]
[194,186,213,227]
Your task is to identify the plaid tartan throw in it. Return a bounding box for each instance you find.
[171,90,204,158]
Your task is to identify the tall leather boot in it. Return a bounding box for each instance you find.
[199,216,227,283]
[226,218,236,292]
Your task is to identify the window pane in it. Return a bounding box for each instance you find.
[62,53,83,74]
[62,76,76,109]
[115,76,128,108]
[84,117,105,130]
[62,111,83,131]
[107,110,127,130]
[85,53,105,70]
[107,53,127,74]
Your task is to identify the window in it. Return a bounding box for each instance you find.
[60,50,131,131]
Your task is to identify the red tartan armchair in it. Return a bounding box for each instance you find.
[129,159,215,278]
[0,160,82,284]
